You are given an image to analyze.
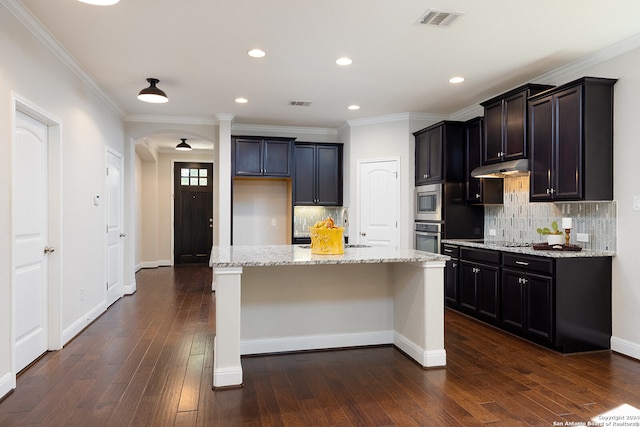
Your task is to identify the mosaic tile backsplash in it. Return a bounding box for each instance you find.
[484,176,616,251]
[293,206,349,238]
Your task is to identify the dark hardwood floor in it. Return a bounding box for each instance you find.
[1,265,639,426]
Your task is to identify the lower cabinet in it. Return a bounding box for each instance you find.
[442,243,612,353]
[459,248,500,323]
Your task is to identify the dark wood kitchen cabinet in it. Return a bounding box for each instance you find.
[465,117,503,204]
[459,247,500,323]
[444,242,612,353]
[442,244,460,307]
[293,143,343,206]
[233,136,293,177]
[501,254,553,344]
[529,77,616,202]
[414,121,464,185]
[480,84,553,165]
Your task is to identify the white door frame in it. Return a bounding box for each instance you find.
[356,157,401,247]
[11,94,63,378]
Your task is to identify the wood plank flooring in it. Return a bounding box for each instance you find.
[1,264,640,426]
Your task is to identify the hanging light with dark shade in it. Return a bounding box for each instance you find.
[175,138,192,151]
[137,78,168,103]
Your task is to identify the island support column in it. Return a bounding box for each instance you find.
[392,261,446,368]
[212,267,243,388]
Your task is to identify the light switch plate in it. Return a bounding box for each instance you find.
[633,196,640,211]
[488,229,497,236]
[577,233,589,243]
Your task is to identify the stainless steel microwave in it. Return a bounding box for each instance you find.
[415,183,441,221]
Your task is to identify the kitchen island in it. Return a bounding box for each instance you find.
[209,245,449,388]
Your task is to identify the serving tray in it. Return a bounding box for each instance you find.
[532,243,582,251]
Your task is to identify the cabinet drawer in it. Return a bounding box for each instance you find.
[503,253,553,275]
[441,244,459,258]
[460,247,500,265]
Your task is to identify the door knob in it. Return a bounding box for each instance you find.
[360,232,367,236]
[120,233,126,238]
[44,246,55,254]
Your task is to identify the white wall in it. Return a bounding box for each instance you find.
[0,2,126,395]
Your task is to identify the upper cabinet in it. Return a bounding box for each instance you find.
[414,121,465,186]
[233,136,294,177]
[480,84,554,165]
[294,143,343,206]
[465,117,503,204]
[528,77,616,202]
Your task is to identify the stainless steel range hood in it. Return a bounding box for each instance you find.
[471,159,529,178]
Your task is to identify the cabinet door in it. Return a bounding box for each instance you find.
[501,269,525,330]
[553,86,582,200]
[316,145,342,205]
[503,91,527,161]
[263,139,291,177]
[294,144,316,205]
[426,126,443,183]
[529,95,554,201]
[525,273,553,341]
[415,131,430,185]
[444,258,459,306]
[465,118,482,203]
[483,100,503,164]
[234,139,263,176]
[477,264,500,322]
[459,261,478,312]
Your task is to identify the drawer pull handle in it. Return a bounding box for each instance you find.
[515,261,529,266]
[444,249,453,253]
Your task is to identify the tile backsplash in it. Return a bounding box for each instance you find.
[293,206,349,238]
[484,176,616,251]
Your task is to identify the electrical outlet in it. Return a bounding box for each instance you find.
[488,229,497,236]
[80,287,85,301]
[270,218,276,226]
[577,233,589,243]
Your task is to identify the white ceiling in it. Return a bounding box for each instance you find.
[16,0,640,151]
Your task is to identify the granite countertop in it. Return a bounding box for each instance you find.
[441,239,616,258]
[209,245,449,267]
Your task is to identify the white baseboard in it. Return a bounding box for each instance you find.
[394,331,446,368]
[240,330,394,355]
[123,280,136,295]
[137,260,172,270]
[0,371,16,400]
[213,366,243,389]
[62,301,107,345]
[611,336,640,361]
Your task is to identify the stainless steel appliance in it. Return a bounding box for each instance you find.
[415,183,441,221]
[414,221,441,253]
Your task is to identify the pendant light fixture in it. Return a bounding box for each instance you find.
[175,138,192,151]
[137,78,168,103]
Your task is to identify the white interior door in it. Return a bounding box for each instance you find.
[106,149,124,306]
[358,159,399,247]
[14,111,49,373]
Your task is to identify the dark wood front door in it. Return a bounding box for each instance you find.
[174,162,213,264]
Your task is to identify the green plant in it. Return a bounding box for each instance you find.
[536,221,563,235]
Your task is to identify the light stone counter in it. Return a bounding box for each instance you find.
[442,239,616,258]
[209,245,449,389]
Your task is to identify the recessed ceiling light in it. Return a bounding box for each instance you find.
[336,57,353,66]
[77,0,119,4]
[449,76,465,84]
[235,97,248,104]
[348,105,360,110]
[248,49,266,58]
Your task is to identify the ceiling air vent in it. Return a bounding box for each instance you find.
[415,9,463,27]
[289,100,312,107]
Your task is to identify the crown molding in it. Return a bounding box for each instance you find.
[2,0,126,118]
[231,123,338,137]
[347,112,447,128]
[126,115,216,125]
